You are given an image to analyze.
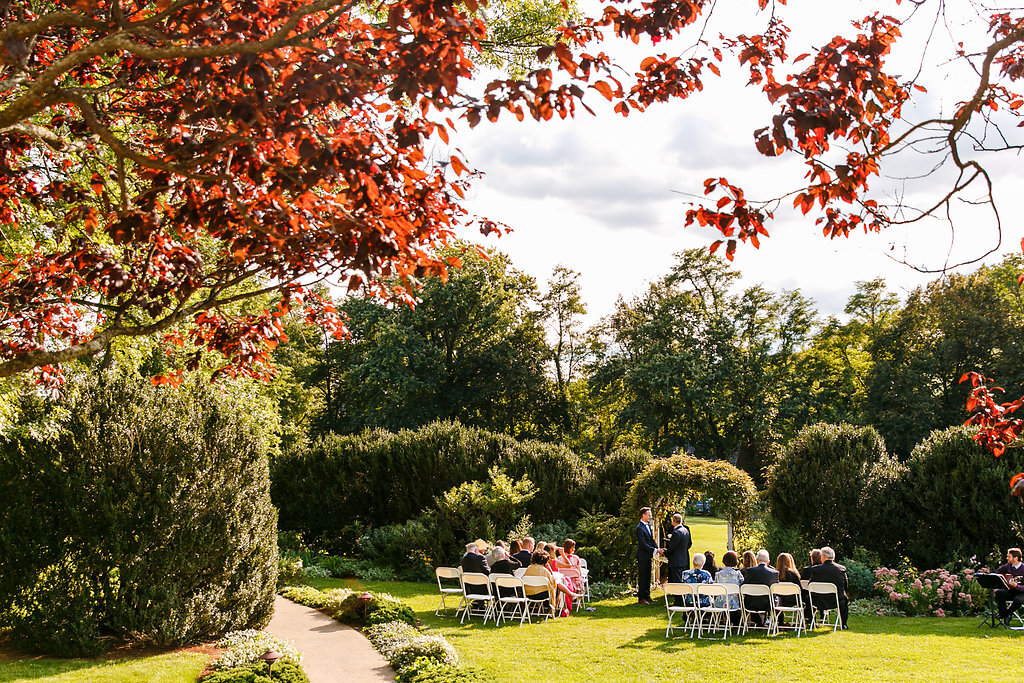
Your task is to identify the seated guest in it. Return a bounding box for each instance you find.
[490,546,522,576]
[995,547,1024,626]
[807,546,849,630]
[513,537,535,566]
[740,550,756,580]
[743,549,779,626]
[460,542,490,575]
[509,539,522,558]
[490,547,523,598]
[800,548,823,580]
[714,550,744,624]
[682,553,713,607]
[704,550,719,580]
[555,539,581,576]
[545,543,561,574]
[485,540,507,567]
[775,552,802,613]
[523,550,574,616]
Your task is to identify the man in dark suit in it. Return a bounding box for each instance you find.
[490,547,522,576]
[512,537,534,567]
[665,513,692,584]
[460,542,490,575]
[799,548,823,580]
[743,549,779,626]
[635,506,662,605]
[807,546,849,629]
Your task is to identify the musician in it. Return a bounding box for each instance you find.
[995,547,1024,626]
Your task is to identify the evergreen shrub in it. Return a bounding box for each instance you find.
[576,546,605,582]
[200,661,309,683]
[0,374,277,656]
[895,425,1023,568]
[764,423,904,559]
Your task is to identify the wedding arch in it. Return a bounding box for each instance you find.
[623,454,757,551]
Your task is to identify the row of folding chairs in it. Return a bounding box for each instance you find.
[664,581,842,639]
[435,567,587,626]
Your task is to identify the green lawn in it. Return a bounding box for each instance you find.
[681,515,729,560]
[0,651,208,682]
[309,575,1021,682]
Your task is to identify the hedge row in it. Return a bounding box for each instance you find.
[765,423,1024,568]
[271,421,650,548]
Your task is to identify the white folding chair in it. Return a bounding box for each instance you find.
[522,575,554,622]
[739,584,774,635]
[696,584,731,639]
[578,557,591,600]
[770,583,806,636]
[560,566,587,611]
[492,576,530,626]
[663,583,698,638]
[435,567,462,616]
[807,581,842,632]
[460,572,495,624]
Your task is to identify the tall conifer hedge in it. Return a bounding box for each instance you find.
[0,374,277,656]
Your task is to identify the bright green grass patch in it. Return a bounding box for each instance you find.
[306,577,1020,682]
[681,516,729,560]
[0,651,207,683]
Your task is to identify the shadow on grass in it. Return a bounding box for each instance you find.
[0,656,128,682]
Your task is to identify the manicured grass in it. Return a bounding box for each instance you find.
[308,576,1021,681]
[0,650,208,682]
[682,516,729,560]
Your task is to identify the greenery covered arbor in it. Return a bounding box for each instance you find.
[624,454,757,551]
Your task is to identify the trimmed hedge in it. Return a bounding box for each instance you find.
[272,421,595,544]
[0,374,277,656]
[200,661,309,683]
[896,425,1024,567]
[764,423,903,558]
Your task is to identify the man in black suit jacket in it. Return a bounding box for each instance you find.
[799,548,823,580]
[807,546,849,629]
[665,513,692,584]
[512,537,534,567]
[743,549,779,625]
[460,542,490,575]
[635,507,662,604]
[490,547,522,576]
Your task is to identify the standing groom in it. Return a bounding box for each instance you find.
[665,513,692,584]
[635,506,662,605]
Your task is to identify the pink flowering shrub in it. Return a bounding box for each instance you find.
[874,566,986,616]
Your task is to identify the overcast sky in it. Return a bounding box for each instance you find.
[444,0,1024,326]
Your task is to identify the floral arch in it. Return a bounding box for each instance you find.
[623,454,757,551]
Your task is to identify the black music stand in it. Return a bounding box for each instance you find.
[976,573,1010,628]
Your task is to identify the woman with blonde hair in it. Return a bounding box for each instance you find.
[775,552,802,612]
[740,550,756,580]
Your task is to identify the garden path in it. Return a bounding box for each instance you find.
[268,595,395,682]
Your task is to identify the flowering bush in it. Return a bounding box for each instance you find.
[365,621,460,676]
[364,621,420,660]
[211,630,302,670]
[873,567,984,617]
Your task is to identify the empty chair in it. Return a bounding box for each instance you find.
[663,583,698,638]
[807,581,842,632]
[435,567,463,616]
[460,572,495,624]
[578,557,591,600]
[739,584,774,635]
[695,584,732,639]
[770,583,806,636]
[492,576,530,626]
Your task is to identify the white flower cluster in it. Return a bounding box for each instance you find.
[211,629,303,670]
[364,621,459,675]
[364,621,419,660]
